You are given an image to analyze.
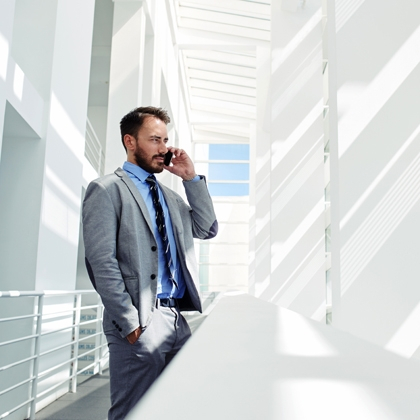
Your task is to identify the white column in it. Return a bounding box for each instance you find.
[105,0,146,173]
[35,0,95,290]
[250,46,272,295]
[264,0,325,320]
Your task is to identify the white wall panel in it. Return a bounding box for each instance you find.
[334,0,420,359]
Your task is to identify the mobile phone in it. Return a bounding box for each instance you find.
[164,151,173,166]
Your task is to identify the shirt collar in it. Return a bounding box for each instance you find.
[122,161,153,183]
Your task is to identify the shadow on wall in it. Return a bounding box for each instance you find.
[336,0,420,358]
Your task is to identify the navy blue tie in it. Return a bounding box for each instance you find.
[145,175,177,289]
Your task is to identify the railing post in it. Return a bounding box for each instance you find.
[71,293,82,393]
[29,294,44,420]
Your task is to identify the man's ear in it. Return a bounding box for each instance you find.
[124,134,135,151]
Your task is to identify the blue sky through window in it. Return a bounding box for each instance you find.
[208,183,249,196]
[206,144,250,196]
[209,144,249,160]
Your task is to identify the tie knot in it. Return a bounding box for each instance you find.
[146,175,157,185]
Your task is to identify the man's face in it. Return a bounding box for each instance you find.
[133,117,168,173]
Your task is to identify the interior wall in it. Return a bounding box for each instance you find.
[11,0,57,100]
[334,0,420,360]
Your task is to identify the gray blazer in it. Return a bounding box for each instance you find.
[82,168,218,338]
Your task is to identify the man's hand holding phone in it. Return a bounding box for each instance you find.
[164,151,173,166]
[164,147,197,181]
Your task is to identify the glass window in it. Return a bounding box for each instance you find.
[195,143,250,197]
[209,144,249,160]
[209,163,249,181]
[208,183,249,196]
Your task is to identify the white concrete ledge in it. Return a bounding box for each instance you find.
[127,293,420,420]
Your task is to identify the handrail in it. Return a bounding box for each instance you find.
[0,290,108,420]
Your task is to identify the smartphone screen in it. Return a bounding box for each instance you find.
[164,151,173,166]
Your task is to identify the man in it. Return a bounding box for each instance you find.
[82,106,218,419]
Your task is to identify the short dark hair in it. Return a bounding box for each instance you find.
[120,106,171,151]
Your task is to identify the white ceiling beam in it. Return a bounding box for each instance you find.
[185,50,256,67]
[178,0,271,17]
[188,69,256,88]
[191,104,255,120]
[178,44,256,52]
[189,78,256,97]
[177,27,270,46]
[191,96,256,114]
[186,58,255,77]
[178,6,270,31]
[178,17,270,41]
[191,88,256,106]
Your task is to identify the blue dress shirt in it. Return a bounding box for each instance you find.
[122,162,191,299]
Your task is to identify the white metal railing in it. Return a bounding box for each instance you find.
[85,118,105,176]
[0,290,108,420]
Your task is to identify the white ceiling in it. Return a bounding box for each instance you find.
[173,0,271,143]
[88,0,271,143]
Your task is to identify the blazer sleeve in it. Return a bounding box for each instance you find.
[82,179,139,338]
[183,176,218,239]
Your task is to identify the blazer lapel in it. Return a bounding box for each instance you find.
[114,167,155,235]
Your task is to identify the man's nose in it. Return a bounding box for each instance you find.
[158,142,167,154]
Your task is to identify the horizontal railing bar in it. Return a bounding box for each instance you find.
[76,360,98,375]
[0,355,36,372]
[78,319,99,326]
[38,340,73,357]
[38,359,73,378]
[79,303,102,311]
[41,303,101,319]
[78,344,108,358]
[0,376,35,397]
[0,290,98,298]
[43,290,98,296]
[38,333,107,360]
[0,397,34,420]
[0,291,43,298]
[40,325,74,337]
[36,376,72,399]
[78,332,103,342]
[0,334,38,347]
[0,288,107,419]
[42,310,75,319]
[0,313,40,323]
[38,343,108,379]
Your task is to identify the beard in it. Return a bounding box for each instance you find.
[133,144,164,174]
